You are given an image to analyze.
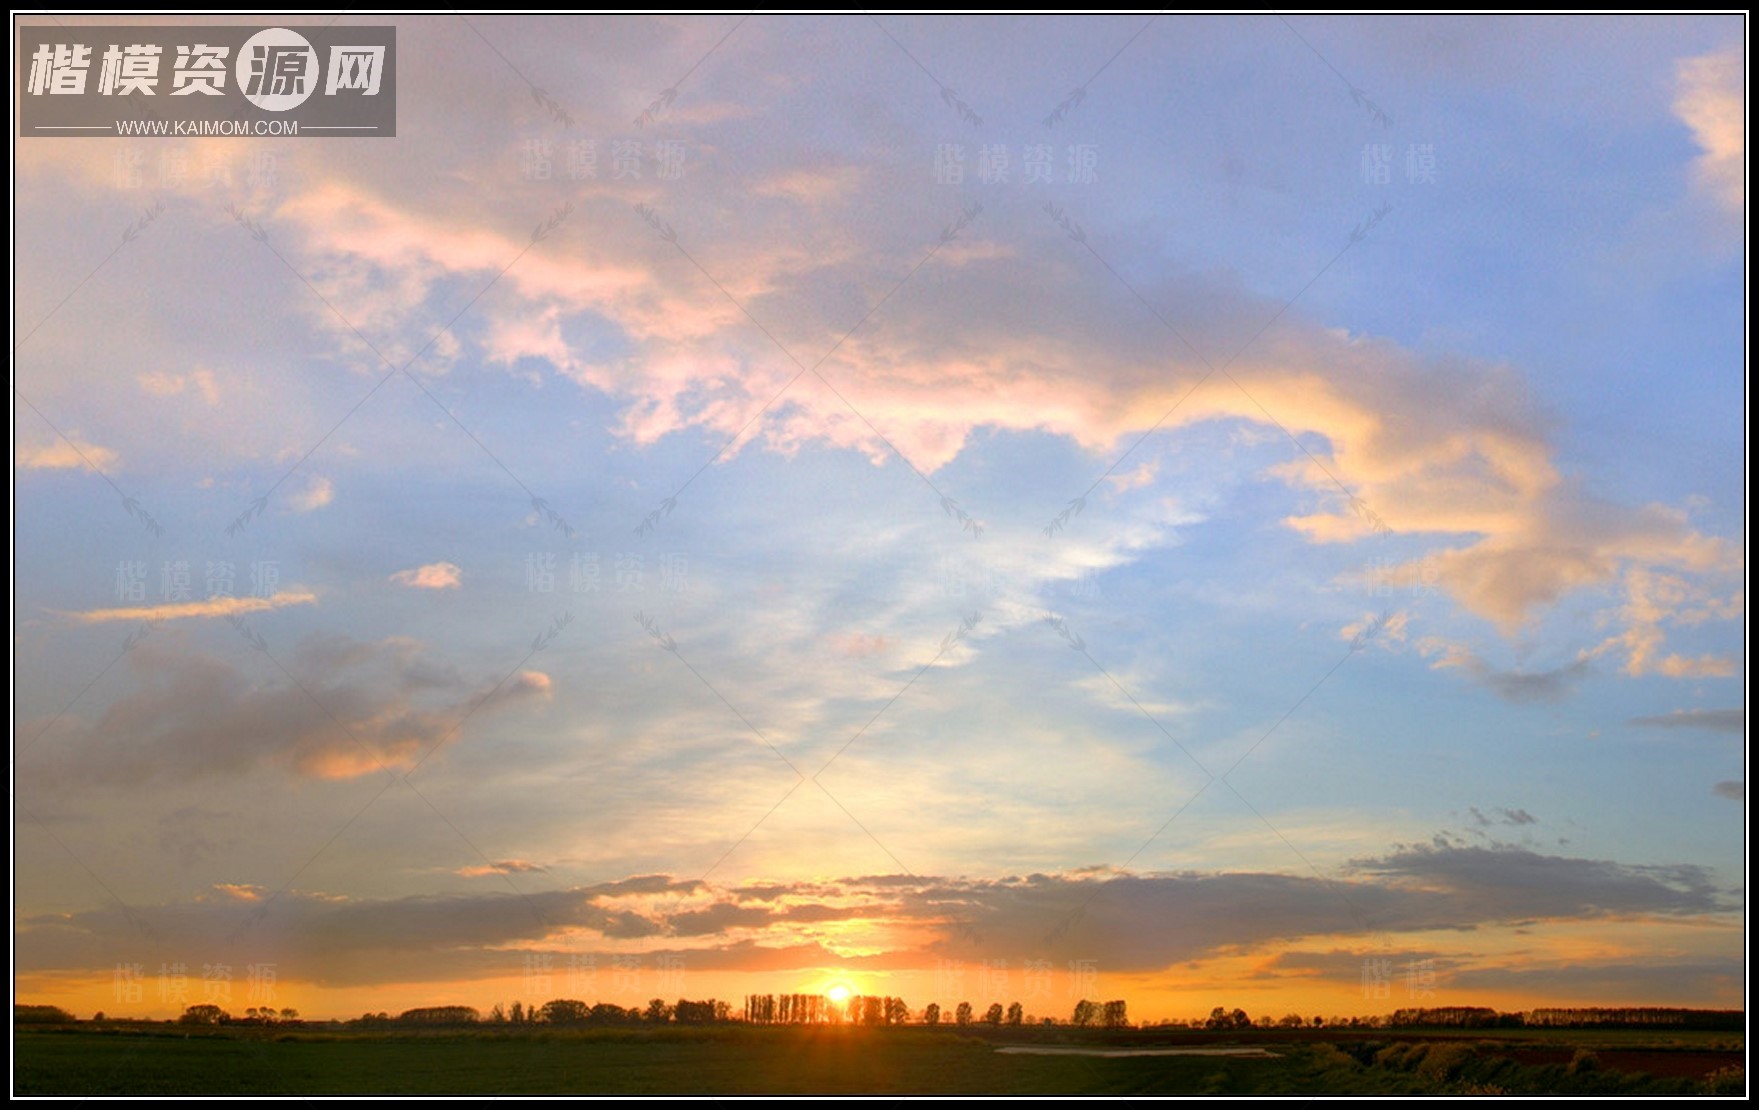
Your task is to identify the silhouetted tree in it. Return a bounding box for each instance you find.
[1005,1002,1023,1026]
[1205,1007,1251,1029]
[180,1003,228,1025]
[924,1003,941,1025]
[1101,1000,1128,1028]
[17,1005,76,1024]
[588,1002,635,1024]
[1072,999,1100,1027]
[674,999,718,1024]
[540,999,591,1024]
[984,1003,1004,1025]
[397,1006,478,1025]
[955,1001,973,1026]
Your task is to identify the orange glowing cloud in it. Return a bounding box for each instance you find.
[390,562,464,590]
[68,590,318,624]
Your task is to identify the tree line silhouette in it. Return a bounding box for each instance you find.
[170,993,1124,1028]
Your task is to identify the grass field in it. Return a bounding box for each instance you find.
[14,1024,1746,1096]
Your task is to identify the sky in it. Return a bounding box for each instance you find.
[13,14,1747,1025]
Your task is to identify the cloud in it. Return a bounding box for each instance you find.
[16,435,119,472]
[1654,654,1738,678]
[825,632,889,658]
[456,859,547,878]
[1711,781,1741,800]
[513,670,552,694]
[1350,842,1724,920]
[138,369,220,405]
[1069,670,1195,719]
[1443,955,1742,1002]
[16,843,1732,988]
[290,474,334,512]
[42,38,1705,671]
[1340,609,1410,649]
[27,636,551,783]
[1421,640,1592,704]
[273,176,1738,659]
[67,590,318,624]
[1262,942,1742,1008]
[9,21,1740,678]
[1467,807,1538,828]
[390,562,463,590]
[1104,459,1159,493]
[1674,43,1744,218]
[751,163,864,205]
[1588,567,1742,678]
[1627,707,1743,733]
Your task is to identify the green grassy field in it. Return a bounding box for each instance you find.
[14,1025,1746,1096]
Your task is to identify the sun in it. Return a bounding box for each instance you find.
[826,983,853,1005]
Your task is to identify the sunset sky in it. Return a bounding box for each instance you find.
[14,14,1745,1025]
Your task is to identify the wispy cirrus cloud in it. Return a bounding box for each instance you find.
[456,859,546,878]
[66,590,318,624]
[1628,707,1743,734]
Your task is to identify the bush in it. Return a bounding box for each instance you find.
[1306,1044,1360,1072]
[1703,1065,1744,1096]
[15,1005,76,1024]
[179,1004,230,1025]
[1416,1044,1476,1084]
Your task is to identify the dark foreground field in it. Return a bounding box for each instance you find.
[15,1025,1746,1096]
